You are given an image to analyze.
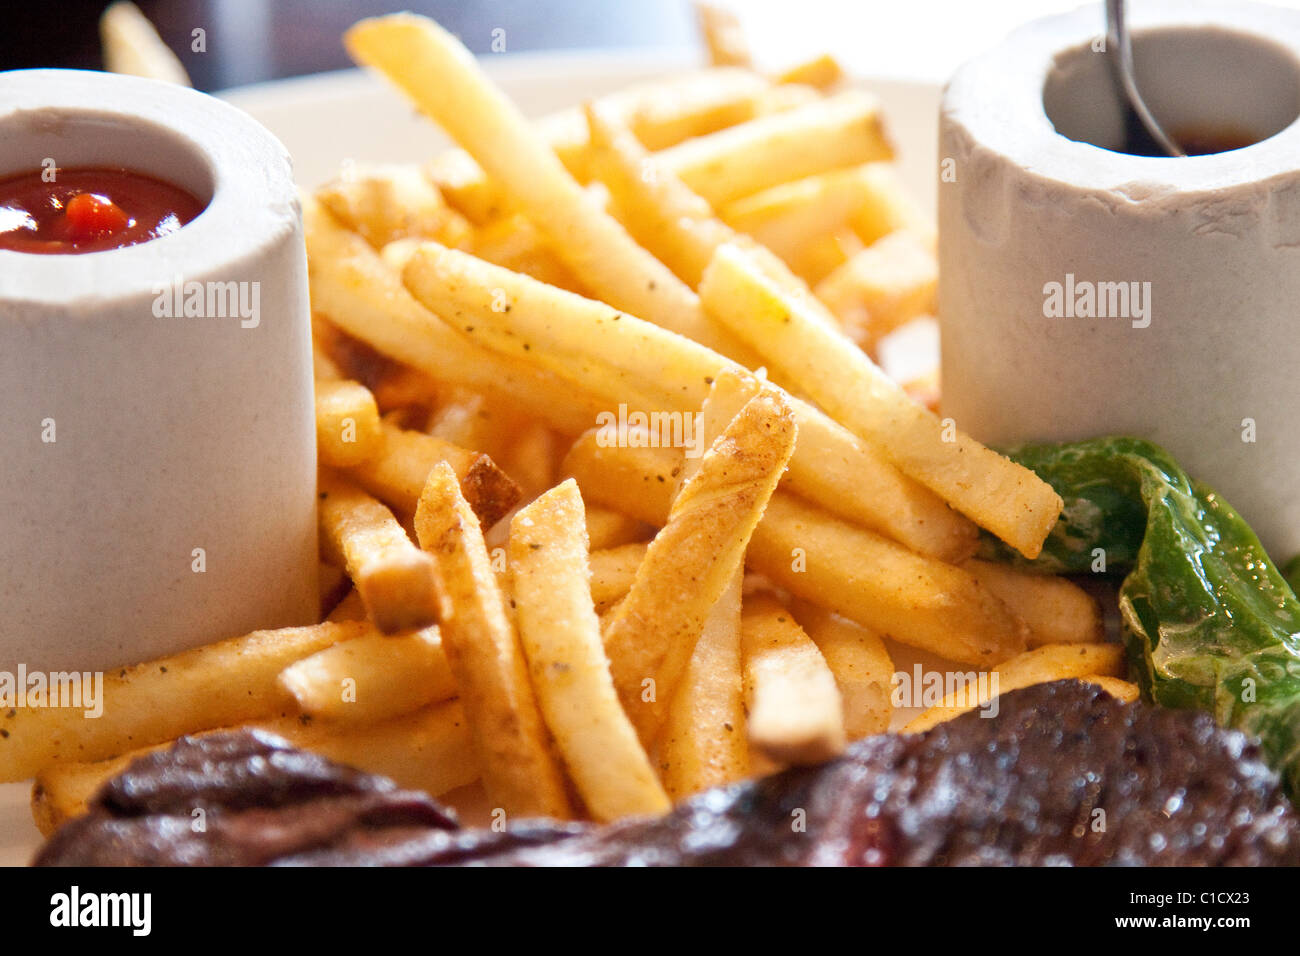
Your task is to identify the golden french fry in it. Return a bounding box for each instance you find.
[0,620,369,782]
[588,542,647,613]
[401,241,978,562]
[318,469,440,633]
[788,227,864,285]
[694,1,751,67]
[962,559,1104,648]
[700,243,1062,558]
[414,461,573,818]
[902,643,1126,733]
[584,505,653,551]
[813,231,938,350]
[563,435,1028,665]
[849,162,937,248]
[30,699,477,835]
[1080,675,1141,703]
[325,586,367,623]
[603,391,797,745]
[510,481,668,821]
[790,601,893,740]
[99,1,190,85]
[345,14,743,357]
[316,162,472,250]
[315,377,384,468]
[656,91,894,206]
[467,214,584,291]
[776,52,843,89]
[304,196,604,436]
[741,594,845,766]
[277,626,456,724]
[347,417,520,529]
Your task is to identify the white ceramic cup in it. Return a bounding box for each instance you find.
[0,69,318,672]
[940,1,1300,559]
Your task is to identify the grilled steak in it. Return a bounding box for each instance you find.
[35,680,1300,866]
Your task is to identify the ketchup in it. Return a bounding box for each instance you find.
[0,167,206,254]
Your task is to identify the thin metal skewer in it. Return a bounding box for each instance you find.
[1106,0,1185,156]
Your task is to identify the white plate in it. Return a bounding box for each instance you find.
[1,52,942,866]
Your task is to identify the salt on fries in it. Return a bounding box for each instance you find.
[20,11,1123,833]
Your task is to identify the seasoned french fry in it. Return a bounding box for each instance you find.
[741,593,845,765]
[813,231,938,350]
[603,391,797,745]
[790,601,893,740]
[277,626,456,724]
[0,621,369,782]
[100,1,190,85]
[656,91,894,206]
[402,241,979,562]
[318,469,440,632]
[304,196,604,436]
[695,1,751,67]
[325,586,367,622]
[584,505,653,550]
[588,542,647,613]
[466,213,584,291]
[1080,675,1141,703]
[30,699,477,834]
[315,377,384,468]
[961,559,1104,648]
[562,435,1029,665]
[316,162,472,250]
[902,643,1127,733]
[345,14,745,357]
[510,481,668,820]
[700,243,1062,558]
[414,462,573,818]
[347,417,520,529]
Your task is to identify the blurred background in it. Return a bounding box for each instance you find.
[7,0,1285,91]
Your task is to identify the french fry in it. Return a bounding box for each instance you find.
[741,594,845,765]
[347,417,521,529]
[961,559,1104,648]
[304,196,604,436]
[656,91,894,206]
[316,162,472,250]
[1080,675,1141,703]
[584,505,653,550]
[30,699,478,835]
[99,1,190,86]
[603,390,797,745]
[0,621,370,782]
[562,436,1029,665]
[345,14,746,357]
[402,241,979,562]
[776,52,844,90]
[790,601,894,740]
[510,481,669,821]
[694,1,751,67]
[788,227,864,285]
[813,231,938,350]
[414,462,573,818]
[656,370,758,798]
[315,377,384,468]
[325,586,367,623]
[902,643,1127,733]
[588,542,648,613]
[466,214,585,291]
[317,469,440,632]
[277,626,456,724]
[849,162,937,248]
[700,243,1063,558]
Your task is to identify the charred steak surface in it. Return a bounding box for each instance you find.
[35,681,1300,866]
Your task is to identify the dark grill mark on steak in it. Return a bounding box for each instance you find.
[34,681,1300,866]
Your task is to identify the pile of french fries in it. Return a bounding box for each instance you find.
[8,11,1142,836]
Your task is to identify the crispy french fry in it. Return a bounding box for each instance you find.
[510,481,668,821]
[584,505,653,550]
[414,462,572,818]
[603,391,797,745]
[1080,675,1141,703]
[402,241,978,562]
[318,469,440,633]
[788,227,864,285]
[902,643,1127,733]
[316,163,472,250]
[776,52,843,90]
[563,436,1028,665]
[961,559,1104,648]
[467,213,584,291]
[700,243,1062,558]
[315,378,384,468]
[813,231,938,350]
[790,601,893,740]
[325,586,367,623]
[742,593,845,765]
[694,1,751,67]
[656,91,894,206]
[588,542,647,613]
[0,621,369,782]
[304,196,604,436]
[30,699,477,835]
[347,417,520,529]
[99,1,190,85]
[345,14,745,357]
[277,626,456,724]
[849,162,937,248]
